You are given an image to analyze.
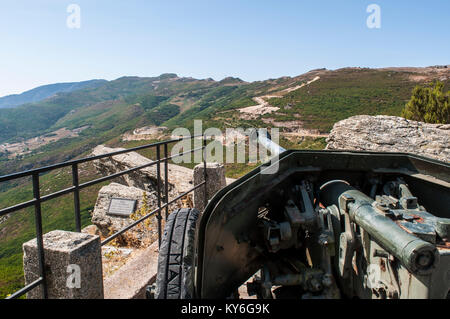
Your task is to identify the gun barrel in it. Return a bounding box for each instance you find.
[320,181,439,275]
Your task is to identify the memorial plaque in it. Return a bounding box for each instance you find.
[107,198,137,217]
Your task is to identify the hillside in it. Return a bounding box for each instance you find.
[0,79,107,109]
[0,67,449,176]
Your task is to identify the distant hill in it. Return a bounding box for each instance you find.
[0,79,108,108]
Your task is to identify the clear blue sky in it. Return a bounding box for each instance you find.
[0,0,449,96]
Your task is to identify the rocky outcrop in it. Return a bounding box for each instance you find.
[91,145,195,195]
[91,145,235,194]
[0,214,9,225]
[122,126,167,142]
[91,183,160,241]
[326,115,450,162]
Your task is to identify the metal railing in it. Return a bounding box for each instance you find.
[0,135,208,299]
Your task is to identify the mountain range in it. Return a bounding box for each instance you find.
[0,66,448,175]
[0,79,107,109]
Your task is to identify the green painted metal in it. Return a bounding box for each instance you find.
[195,150,450,299]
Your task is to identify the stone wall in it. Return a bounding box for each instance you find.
[326,115,449,162]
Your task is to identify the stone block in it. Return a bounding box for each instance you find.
[23,230,103,299]
[193,163,226,211]
[91,183,160,243]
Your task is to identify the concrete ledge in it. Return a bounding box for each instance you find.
[103,241,159,299]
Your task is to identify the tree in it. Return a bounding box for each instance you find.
[401,81,449,124]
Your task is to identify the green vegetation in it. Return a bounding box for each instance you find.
[402,81,449,124]
[0,75,179,143]
[281,136,327,150]
[163,85,256,130]
[268,69,423,132]
[147,104,180,125]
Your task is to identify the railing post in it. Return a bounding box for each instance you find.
[164,143,169,220]
[203,134,207,205]
[72,164,81,232]
[32,173,48,299]
[156,145,162,247]
[23,230,103,299]
[193,163,226,212]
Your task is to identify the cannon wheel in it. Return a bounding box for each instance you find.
[155,208,200,299]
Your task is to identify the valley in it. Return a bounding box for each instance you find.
[0,126,89,159]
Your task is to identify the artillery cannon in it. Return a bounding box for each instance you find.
[151,147,450,299]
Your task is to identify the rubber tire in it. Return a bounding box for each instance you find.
[155,208,200,299]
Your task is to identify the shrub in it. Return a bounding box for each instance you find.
[402,81,449,124]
